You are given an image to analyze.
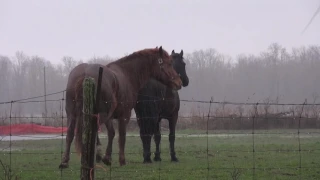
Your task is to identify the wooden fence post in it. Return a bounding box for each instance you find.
[81,66,103,180]
[81,77,96,180]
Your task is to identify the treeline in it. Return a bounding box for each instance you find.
[1,43,320,118]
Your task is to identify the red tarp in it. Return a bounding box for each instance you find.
[0,124,67,135]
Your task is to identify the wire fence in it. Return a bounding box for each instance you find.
[1,88,320,180]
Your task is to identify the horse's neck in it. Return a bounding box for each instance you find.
[112,60,153,92]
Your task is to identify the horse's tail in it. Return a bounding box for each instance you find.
[74,76,85,155]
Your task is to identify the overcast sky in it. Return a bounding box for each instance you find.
[0,0,319,64]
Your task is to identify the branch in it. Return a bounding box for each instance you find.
[301,3,320,35]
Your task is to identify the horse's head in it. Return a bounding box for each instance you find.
[171,50,189,87]
[153,46,182,90]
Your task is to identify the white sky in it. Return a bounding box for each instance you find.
[0,0,319,65]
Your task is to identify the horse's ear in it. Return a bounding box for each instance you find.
[180,50,183,57]
[155,46,158,49]
[171,50,175,55]
[159,46,163,56]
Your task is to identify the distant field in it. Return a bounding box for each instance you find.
[1,129,320,180]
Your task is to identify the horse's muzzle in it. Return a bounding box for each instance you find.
[171,77,182,90]
[182,76,189,87]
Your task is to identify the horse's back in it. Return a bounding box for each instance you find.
[66,63,114,111]
[84,64,119,113]
[139,79,167,98]
[136,79,166,111]
[66,63,89,94]
[136,78,180,118]
[65,63,90,113]
[67,63,114,90]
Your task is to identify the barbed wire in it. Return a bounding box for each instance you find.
[1,90,320,179]
[1,87,320,106]
[0,90,66,105]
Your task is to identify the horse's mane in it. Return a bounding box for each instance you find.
[105,47,171,93]
[171,53,181,59]
[108,48,170,66]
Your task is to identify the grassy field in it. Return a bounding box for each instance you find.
[1,129,320,180]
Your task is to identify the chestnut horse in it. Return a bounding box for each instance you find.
[59,46,182,168]
[134,50,189,163]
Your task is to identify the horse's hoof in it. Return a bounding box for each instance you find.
[96,148,102,163]
[119,159,126,166]
[59,163,68,169]
[153,156,162,162]
[171,157,179,162]
[102,157,112,166]
[96,154,102,163]
[143,159,152,164]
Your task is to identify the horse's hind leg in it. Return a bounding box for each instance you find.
[153,118,162,162]
[96,134,102,163]
[101,96,117,166]
[59,112,76,169]
[95,113,106,163]
[101,120,115,166]
[168,112,179,162]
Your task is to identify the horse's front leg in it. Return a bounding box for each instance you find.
[153,118,162,161]
[138,117,152,163]
[168,112,179,162]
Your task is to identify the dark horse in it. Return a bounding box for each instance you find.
[134,50,189,163]
[59,46,182,168]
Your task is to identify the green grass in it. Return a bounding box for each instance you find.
[1,129,320,180]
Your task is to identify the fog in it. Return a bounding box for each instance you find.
[1,43,320,117]
[0,1,320,118]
